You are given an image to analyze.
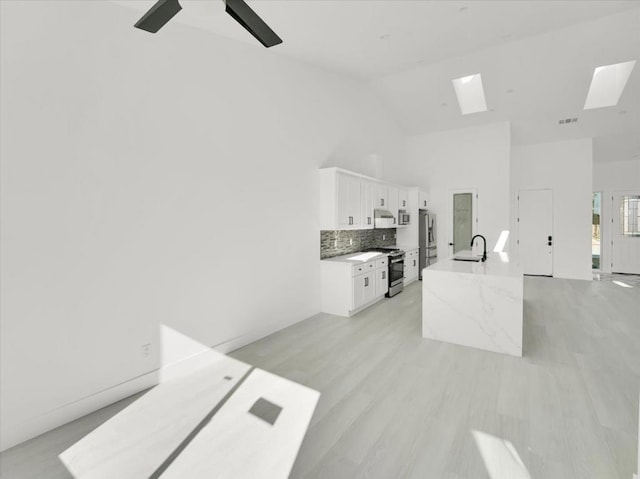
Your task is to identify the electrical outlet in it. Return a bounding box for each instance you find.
[141,343,151,357]
[394,233,397,239]
[383,234,386,240]
[334,239,337,248]
[349,238,353,245]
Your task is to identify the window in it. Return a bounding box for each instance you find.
[621,195,640,236]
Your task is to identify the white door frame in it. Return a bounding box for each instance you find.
[448,188,478,255]
[517,188,554,276]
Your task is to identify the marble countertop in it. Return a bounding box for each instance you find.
[424,251,522,278]
[321,251,388,264]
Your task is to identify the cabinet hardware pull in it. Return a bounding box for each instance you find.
[368,217,371,224]
[414,260,416,267]
[364,277,369,287]
[393,217,396,224]
[382,271,386,279]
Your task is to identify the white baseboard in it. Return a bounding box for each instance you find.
[214,312,317,354]
[0,312,314,452]
[0,370,159,452]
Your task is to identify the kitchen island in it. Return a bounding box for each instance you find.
[422,251,523,357]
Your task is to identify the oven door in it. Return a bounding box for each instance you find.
[390,258,404,286]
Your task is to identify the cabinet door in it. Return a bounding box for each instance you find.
[361,180,375,229]
[398,188,408,210]
[419,191,429,209]
[405,250,419,280]
[353,271,375,309]
[387,185,398,224]
[337,172,361,229]
[363,271,376,304]
[376,184,388,209]
[375,267,389,297]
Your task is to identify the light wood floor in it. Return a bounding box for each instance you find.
[231,277,640,479]
[1,277,639,478]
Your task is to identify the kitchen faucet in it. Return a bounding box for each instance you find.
[470,234,487,262]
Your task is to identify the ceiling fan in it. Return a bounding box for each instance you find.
[134,0,283,48]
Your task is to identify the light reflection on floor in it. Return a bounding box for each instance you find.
[472,430,532,479]
[593,272,640,288]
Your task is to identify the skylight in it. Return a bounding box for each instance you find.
[584,60,636,110]
[452,74,487,115]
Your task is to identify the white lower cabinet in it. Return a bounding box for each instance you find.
[404,248,420,284]
[321,256,389,317]
[375,267,389,297]
[353,271,376,310]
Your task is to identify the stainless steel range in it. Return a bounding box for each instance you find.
[366,247,405,297]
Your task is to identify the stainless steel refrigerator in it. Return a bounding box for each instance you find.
[418,210,437,280]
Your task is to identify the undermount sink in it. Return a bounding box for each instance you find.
[453,255,483,262]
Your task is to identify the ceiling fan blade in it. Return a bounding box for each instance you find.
[225,0,283,48]
[134,0,183,33]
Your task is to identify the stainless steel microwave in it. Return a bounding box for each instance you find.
[398,211,410,225]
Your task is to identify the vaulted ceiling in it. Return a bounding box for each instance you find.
[116,0,640,162]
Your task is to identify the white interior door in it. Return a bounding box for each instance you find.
[518,189,553,276]
[611,191,640,274]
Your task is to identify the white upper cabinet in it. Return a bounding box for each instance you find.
[375,183,388,209]
[360,179,375,229]
[319,168,363,230]
[336,172,361,229]
[320,167,426,230]
[398,188,409,210]
[418,190,429,209]
[387,185,399,219]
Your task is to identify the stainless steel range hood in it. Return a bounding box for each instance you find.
[374,209,395,228]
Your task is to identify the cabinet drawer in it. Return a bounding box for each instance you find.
[353,264,365,275]
[353,261,376,276]
[375,257,388,268]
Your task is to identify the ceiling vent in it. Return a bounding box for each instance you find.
[558,118,578,125]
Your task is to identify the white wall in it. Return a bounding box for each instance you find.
[0,0,405,450]
[593,160,640,273]
[594,159,640,192]
[404,122,511,259]
[511,139,593,280]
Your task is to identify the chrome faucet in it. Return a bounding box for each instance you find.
[470,234,487,262]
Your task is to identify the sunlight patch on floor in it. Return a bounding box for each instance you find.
[472,430,531,479]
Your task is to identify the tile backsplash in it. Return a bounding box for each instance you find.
[320,229,397,259]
